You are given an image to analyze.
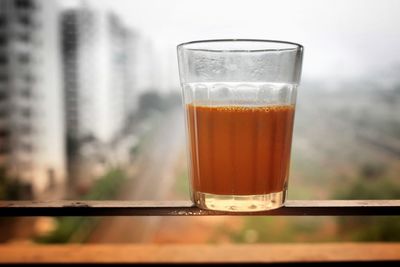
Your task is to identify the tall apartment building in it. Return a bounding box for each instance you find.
[62,4,137,185]
[62,5,136,145]
[0,0,66,199]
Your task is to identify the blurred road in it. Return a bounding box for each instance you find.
[88,108,186,243]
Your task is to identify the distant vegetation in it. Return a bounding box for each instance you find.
[35,169,126,243]
[0,168,30,200]
[334,163,400,241]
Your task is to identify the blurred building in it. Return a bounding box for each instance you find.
[62,4,138,187]
[0,0,66,199]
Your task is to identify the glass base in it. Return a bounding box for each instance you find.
[193,190,286,212]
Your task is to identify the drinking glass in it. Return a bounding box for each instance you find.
[177,39,303,212]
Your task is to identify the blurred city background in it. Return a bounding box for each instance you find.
[0,0,399,244]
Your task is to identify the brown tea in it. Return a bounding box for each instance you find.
[186,104,295,196]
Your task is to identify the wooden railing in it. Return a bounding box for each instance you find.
[1,200,400,216]
[1,200,399,264]
[1,243,400,264]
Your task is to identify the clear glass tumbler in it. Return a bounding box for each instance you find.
[177,39,303,212]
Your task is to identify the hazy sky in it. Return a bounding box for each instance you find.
[64,0,400,89]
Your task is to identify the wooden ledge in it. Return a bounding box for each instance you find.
[1,200,400,216]
[0,243,399,263]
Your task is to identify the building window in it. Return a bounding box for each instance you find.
[15,0,35,9]
[0,91,8,101]
[0,73,9,82]
[18,33,31,43]
[0,35,7,46]
[0,129,10,137]
[21,107,31,118]
[0,54,7,64]
[0,107,8,117]
[19,124,32,134]
[18,15,33,27]
[0,143,10,154]
[20,88,31,98]
[0,16,7,28]
[18,161,32,172]
[20,143,33,152]
[18,53,30,64]
[23,74,35,83]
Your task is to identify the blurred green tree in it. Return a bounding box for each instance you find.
[0,167,23,200]
[335,163,400,241]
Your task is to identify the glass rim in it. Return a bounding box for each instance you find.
[177,39,303,52]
